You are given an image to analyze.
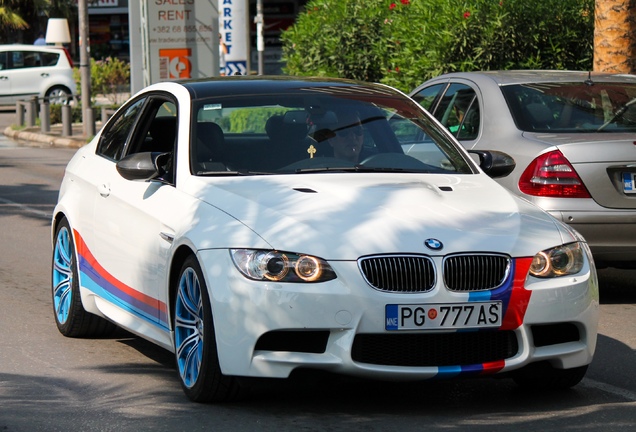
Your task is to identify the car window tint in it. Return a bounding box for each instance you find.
[456,99,480,140]
[10,51,42,69]
[434,84,478,138]
[97,98,145,161]
[10,51,24,69]
[501,82,636,133]
[191,93,474,175]
[137,101,178,154]
[40,52,59,67]
[412,84,446,112]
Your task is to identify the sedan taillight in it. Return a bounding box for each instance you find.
[518,150,591,198]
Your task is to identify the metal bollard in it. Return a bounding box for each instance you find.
[84,108,96,137]
[16,101,25,126]
[26,98,37,127]
[40,101,51,133]
[61,105,72,136]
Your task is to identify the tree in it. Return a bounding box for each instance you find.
[0,0,76,43]
[593,0,636,73]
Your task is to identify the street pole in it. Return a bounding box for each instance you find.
[78,0,94,136]
[255,0,264,75]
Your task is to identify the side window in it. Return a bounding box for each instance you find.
[97,98,146,161]
[10,51,24,69]
[134,101,178,154]
[412,84,446,112]
[40,52,59,67]
[11,51,40,69]
[435,84,480,141]
[0,52,6,70]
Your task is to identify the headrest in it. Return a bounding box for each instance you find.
[266,112,308,141]
[197,121,224,145]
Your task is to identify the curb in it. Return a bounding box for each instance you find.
[3,125,89,148]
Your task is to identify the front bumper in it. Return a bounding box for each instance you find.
[197,249,599,380]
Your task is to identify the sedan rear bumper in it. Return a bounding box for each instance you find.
[548,210,636,267]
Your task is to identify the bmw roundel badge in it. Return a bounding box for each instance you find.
[424,238,443,250]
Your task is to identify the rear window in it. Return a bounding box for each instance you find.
[501,82,636,133]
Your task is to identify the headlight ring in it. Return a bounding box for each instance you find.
[231,249,336,283]
[529,242,585,278]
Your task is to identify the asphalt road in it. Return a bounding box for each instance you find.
[0,109,635,431]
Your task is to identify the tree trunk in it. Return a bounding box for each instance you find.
[594,0,636,73]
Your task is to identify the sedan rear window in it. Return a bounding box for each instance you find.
[501,82,636,133]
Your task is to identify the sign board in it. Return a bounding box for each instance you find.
[219,0,250,76]
[129,0,219,93]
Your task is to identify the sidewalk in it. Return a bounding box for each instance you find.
[3,122,99,149]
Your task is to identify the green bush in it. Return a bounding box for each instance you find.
[282,0,594,92]
[73,57,130,105]
[50,104,83,124]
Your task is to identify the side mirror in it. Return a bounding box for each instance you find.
[116,152,170,181]
[469,150,516,178]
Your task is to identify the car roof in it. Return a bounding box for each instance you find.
[177,75,399,100]
[0,44,64,52]
[435,70,636,86]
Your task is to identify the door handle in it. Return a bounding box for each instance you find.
[98,183,111,197]
[40,73,50,77]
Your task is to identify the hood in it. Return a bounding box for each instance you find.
[193,173,567,260]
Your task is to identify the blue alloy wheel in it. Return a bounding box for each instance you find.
[173,256,244,402]
[175,266,204,388]
[51,218,114,338]
[52,224,73,325]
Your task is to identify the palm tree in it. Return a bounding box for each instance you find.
[0,1,30,31]
[594,0,636,73]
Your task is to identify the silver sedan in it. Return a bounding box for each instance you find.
[411,70,636,269]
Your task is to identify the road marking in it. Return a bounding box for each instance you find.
[582,378,636,402]
[0,196,52,219]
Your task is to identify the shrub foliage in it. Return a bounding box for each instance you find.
[282,0,594,92]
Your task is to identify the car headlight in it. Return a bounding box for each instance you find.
[230,249,337,283]
[529,242,585,278]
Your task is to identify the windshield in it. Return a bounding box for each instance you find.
[190,91,474,176]
[501,82,636,133]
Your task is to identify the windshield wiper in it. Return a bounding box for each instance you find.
[197,170,251,176]
[597,97,636,131]
[292,166,431,174]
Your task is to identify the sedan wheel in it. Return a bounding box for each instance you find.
[52,218,114,337]
[174,255,245,402]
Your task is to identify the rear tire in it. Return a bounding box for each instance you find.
[52,217,115,337]
[512,362,588,390]
[174,255,246,402]
[46,86,73,105]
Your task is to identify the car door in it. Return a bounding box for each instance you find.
[0,51,11,104]
[6,50,41,101]
[83,93,191,333]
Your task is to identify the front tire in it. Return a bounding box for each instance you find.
[52,217,114,337]
[174,255,245,402]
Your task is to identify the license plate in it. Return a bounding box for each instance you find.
[623,172,636,194]
[385,302,502,331]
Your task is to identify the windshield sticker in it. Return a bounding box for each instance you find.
[203,104,222,111]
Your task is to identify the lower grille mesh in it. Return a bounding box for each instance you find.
[351,331,518,366]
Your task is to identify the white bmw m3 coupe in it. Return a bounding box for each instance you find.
[52,76,599,402]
